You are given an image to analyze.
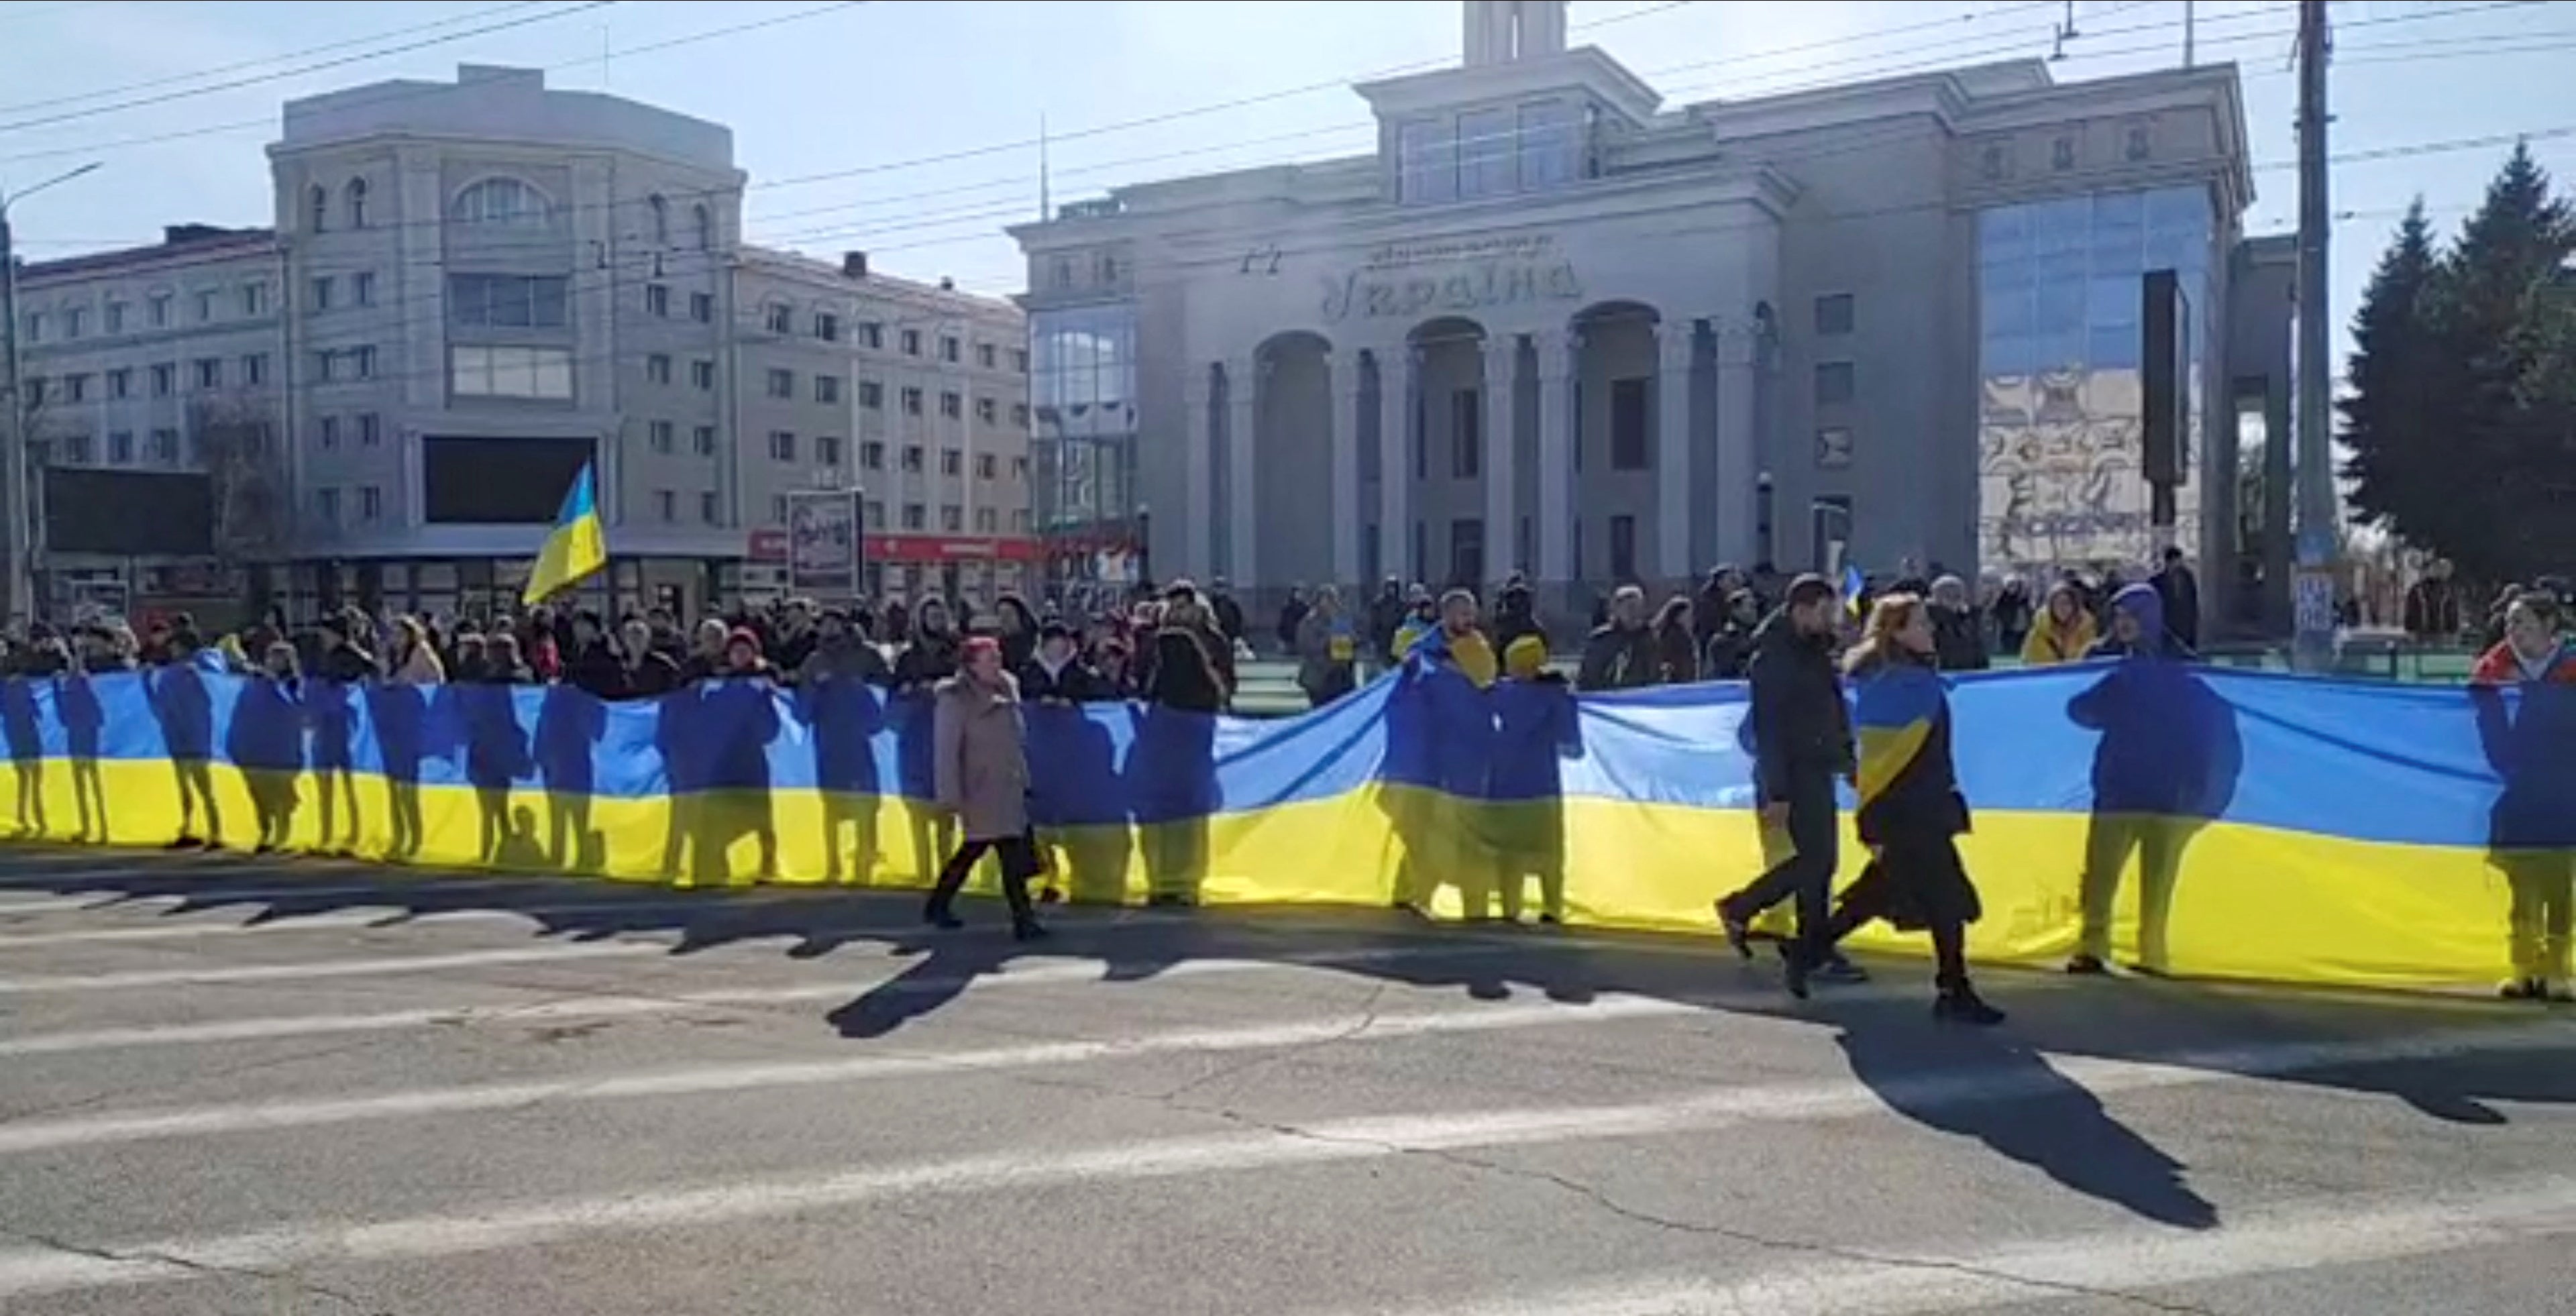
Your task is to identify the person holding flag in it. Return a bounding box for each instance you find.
[523,462,608,606]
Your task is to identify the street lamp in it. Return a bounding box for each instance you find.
[1,160,106,624]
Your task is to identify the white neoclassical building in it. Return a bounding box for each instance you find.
[1016,0,2277,626]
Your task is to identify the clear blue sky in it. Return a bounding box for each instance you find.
[2,0,2569,351]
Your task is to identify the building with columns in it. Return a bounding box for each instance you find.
[1014,0,2277,626]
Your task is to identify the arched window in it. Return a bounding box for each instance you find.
[692,203,712,252]
[344,178,368,229]
[451,177,549,227]
[308,184,329,233]
[649,193,669,245]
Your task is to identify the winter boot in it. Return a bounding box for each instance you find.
[1933,978,2006,1026]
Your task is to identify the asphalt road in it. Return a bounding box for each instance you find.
[0,845,2569,1315]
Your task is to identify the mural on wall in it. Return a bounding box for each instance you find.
[1978,366,2199,574]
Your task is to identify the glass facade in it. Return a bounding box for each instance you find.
[1397,100,1582,204]
[1030,303,1140,590]
[1976,186,2212,573]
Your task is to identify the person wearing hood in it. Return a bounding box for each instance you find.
[1489,577,1545,658]
[1927,575,1989,672]
[798,609,889,688]
[1701,588,1764,680]
[1576,586,1660,692]
[1715,575,1864,995]
[1019,621,1106,703]
[2086,582,2194,660]
[924,636,1046,940]
[2020,579,2098,666]
[2469,593,2576,1000]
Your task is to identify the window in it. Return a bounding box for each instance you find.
[770,495,790,524]
[359,413,381,446]
[765,303,792,334]
[353,271,375,307]
[148,294,170,327]
[1810,495,1854,573]
[647,353,673,385]
[1815,426,1854,470]
[858,380,883,410]
[941,504,963,532]
[311,276,335,311]
[360,486,382,521]
[309,184,329,233]
[59,431,89,463]
[977,343,996,369]
[1609,515,1638,583]
[1609,377,1649,471]
[352,345,376,380]
[694,203,712,251]
[859,322,883,349]
[690,292,712,323]
[21,378,41,406]
[941,335,960,363]
[864,500,885,529]
[108,431,133,463]
[902,502,925,530]
[816,435,842,466]
[649,195,669,245]
[656,490,678,523]
[2125,124,2152,162]
[692,359,716,390]
[902,445,924,472]
[345,178,368,229]
[1051,257,1073,290]
[2051,135,2077,171]
[941,448,962,476]
[452,177,547,226]
[1011,347,1028,373]
[1010,402,1029,428]
[148,428,179,463]
[1814,361,1856,406]
[21,311,40,343]
[449,274,570,328]
[1450,518,1485,587]
[902,386,924,416]
[975,396,997,425]
[64,307,85,338]
[816,313,841,343]
[150,364,174,397]
[975,453,997,480]
[195,290,217,323]
[769,430,797,461]
[1815,292,1855,336]
[900,329,921,356]
[193,358,221,389]
[316,488,341,526]
[1399,119,1456,203]
[975,507,998,533]
[700,492,720,525]
[244,353,268,386]
[105,302,125,334]
[1980,142,2010,182]
[651,421,676,454]
[1458,107,1515,199]
[319,416,340,450]
[107,368,131,399]
[763,368,792,399]
[1517,101,1580,190]
[451,345,574,399]
[939,390,961,419]
[645,284,670,317]
[241,284,266,317]
[1012,455,1029,478]
[1450,388,1481,478]
[693,425,716,456]
[815,375,840,404]
[861,440,885,470]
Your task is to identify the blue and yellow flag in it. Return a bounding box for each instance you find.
[523,462,608,606]
[1841,563,1868,617]
[1852,663,1943,810]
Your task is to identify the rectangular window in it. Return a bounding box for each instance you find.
[861,441,885,470]
[977,343,996,369]
[645,284,670,317]
[902,386,923,416]
[447,273,570,328]
[1012,508,1031,533]
[767,368,794,399]
[1010,402,1029,427]
[243,353,268,386]
[64,307,85,338]
[941,504,962,532]
[693,425,716,456]
[864,500,885,529]
[108,368,131,399]
[1450,388,1481,478]
[1609,377,1649,470]
[902,502,925,529]
[647,354,673,385]
[1815,292,1856,336]
[656,490,678,523]
[353,271,376,307]
[1815,425,1854,469]
[105,302,125,334]
[940,390,961,419]
[816,313,840,343]
[939,335,960,363]
[58,431,89,463]
[149,428,180,463]
[1399,120,1456,203]
[1811,495,1854,573]
[149,294,170,327]
[108,431,133,464]
[817,435,842,466]
[1458,107,1515,199]
[241,284,266,317]
[360,486,383,521]
[975,506,998,533]
[1609,514,1638,584]
[1012,347,1028,373]
[692,359,716,390]
[858,380,883,410]
[860,322,883,349]
[1814,361,1856,406]
[195,290,217,323]
[902,445,924,472]
[765,304,792,334]
[151,363,174,397]
[941,448,962,476]
[450,345,575,399]
[771,494,790,524]
[651,420,676,454]
[311,276,335,311]
[976,453,997,480]
[319,416,340,449]
[1012,455,1030,478]
[900,329,921,356]
[315,488,340,526]
[700,491,720,525]
[769,430,796,461]
[193,358,221,389]
[690,292,712,323]
[64,373,87,402]
[815,375,841,404]
[352,345,376,380]
[359,413,381,446]
[975,396,997,425]
[22,311,42,343]
[1450,517,1485,588]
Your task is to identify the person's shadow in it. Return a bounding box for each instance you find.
[1835,1009,2220,1229]
[2067,657,2245,973]
[150,663,224,846]
[0,678,45,837]
[824,933,1017,1039]
[534,681,607,871]
[305,677,362,856]
[454,682,531,865]
[57,671,107,844]
[2470,676,2576,988]
[888,690,954,885]
[800,674,885,885]
[225,674,307,851]
[688,678,781,885]
[365,683,429,859]
[1487,673,1583,924]
[1130,698,1216,908]
[1028,699,1130,906]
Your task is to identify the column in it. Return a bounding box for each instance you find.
[1330,350,1363,590]
[1183,362,1215,582]
[1655,319,1695,581]
[1228,355,1258,586]
[1713,320,1760,568]
[1535,329,1575,586]
[1377,347,1413,582]
[1481,334,1517,585]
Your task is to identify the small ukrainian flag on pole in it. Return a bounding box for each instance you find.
[1841,563,1868,618]
[523,461,608,606]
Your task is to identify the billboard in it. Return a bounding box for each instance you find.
[785,488,863,597]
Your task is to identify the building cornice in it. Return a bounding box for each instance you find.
[1354,45,1661,125]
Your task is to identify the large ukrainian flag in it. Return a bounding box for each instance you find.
[523,461,608,605]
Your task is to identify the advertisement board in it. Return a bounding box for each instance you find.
[785,489,863,597]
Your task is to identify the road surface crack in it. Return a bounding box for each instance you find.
[1150,981,1396,1107]
[0,1225,392,1314]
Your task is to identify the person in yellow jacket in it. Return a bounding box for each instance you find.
[1407,588,1498,688]
[2020,579,2098,666]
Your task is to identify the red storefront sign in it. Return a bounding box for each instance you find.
[746,531,1040,565]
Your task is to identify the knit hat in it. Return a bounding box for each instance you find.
[725,626,762,655]
[1504,635,1548,680]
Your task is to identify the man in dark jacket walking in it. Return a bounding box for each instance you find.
[1715,575,1860,995]
[1576,586,1660,692]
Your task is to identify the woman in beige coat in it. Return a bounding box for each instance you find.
[924,635,1047,940]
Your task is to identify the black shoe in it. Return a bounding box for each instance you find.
[2501,976,2546,1001]
[1782,947,1812,1001]
[1811,954,1870,985]
[1934,985,2006,1026]
[922,907,963,931]
[1012,920,1050,943]
[1715,900,1753,960]
[2065,954,2110,976]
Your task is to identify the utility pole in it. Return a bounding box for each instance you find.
[2291,0,2337,670]
[0,162,102,626]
